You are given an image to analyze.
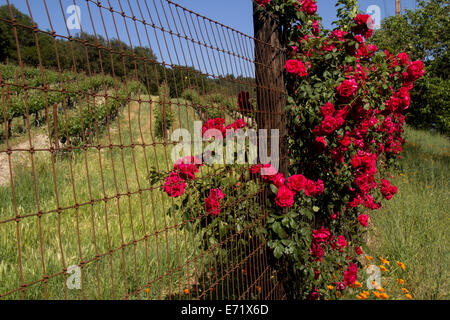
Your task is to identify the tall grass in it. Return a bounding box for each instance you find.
[0,96,206,299]
[368,126,450,299]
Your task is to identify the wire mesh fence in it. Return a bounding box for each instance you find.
[0,0,286,299]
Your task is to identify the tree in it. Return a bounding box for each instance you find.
[372,0,449,133]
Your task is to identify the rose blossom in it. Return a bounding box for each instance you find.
[275,185,295,207]
[344,263,358,285]
[255,0,270,6]
[358,214,369,227]
[287,174,307,192]
[352,14,373,38]
[320,102,335,117]
[205,196,221,216]
[163,172,186,198]
[300,0,317,15]
[285,59,308,77]
[337,79,358,98]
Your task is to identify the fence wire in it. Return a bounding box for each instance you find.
[0,0,286,300]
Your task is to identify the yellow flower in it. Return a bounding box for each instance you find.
[397,261,406,270]
[405,293,413,299]
[365,255,373,261]
[380,293,389,300]
[402,288,409,293]
[380,257,390,265]
[397,278,405,285]
[327,285,334,290]
[379,265,389,272]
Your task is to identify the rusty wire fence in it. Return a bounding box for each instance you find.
[0,0,287,299]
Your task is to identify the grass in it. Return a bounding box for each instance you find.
[366,126,450,300]
[0,96,209,299]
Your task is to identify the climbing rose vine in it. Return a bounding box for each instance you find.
[255,0,424,299]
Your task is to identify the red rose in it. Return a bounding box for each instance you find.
[205,196,221,216]
[320,102,335,117]
[344,263,358,285]
[340,135,351,147]
[173,162,199,180]
[209,188,226,200]
[312,227,331,243]
[337,79,358,99]
[321,116,338,135]
[163,172,186,198]
[305,179,324,196]
[314,136,327,152]
[397,52,409,65]
[275,185,295,207]
[287,174,307,192]
[352,14,373,38]
[336,235,347,252]
[255,0,270,6]
[300,0,317,15]
[405,60,425,82]
[270,173,285,188]
[358,214,369,227]
[397,87,411,109]
[285,59,308,77]
[312,20,320,35]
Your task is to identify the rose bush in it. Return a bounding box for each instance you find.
[256,0,424,299]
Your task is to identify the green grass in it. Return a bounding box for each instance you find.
[0,96,209,299]
[367,126,450,300]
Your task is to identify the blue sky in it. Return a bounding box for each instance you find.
[1,0,419,76]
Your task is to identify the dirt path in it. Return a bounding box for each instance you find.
[0,134,50,187]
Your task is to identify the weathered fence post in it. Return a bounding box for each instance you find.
[254,3,293,299]
[253,4,288,177]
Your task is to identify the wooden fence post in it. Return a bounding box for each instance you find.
[253,4,288,176]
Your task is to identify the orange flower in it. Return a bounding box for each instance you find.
[397,261,406,270]
[362,291,370,296]
[145,288,150,294]
[365,255,373,261]
[184,289,189,295]
[401,288,409,293]
[327,285,334,290]
[397,278,405,285]
[372,291,382,298]
[379,265,388,272]
[256,285,262,293]
[377,287,385,293]
[380,257,390,265]
[350,280,363,288]
[380,293,389,300]
[405,293,413,299]
[357,293,368,300]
